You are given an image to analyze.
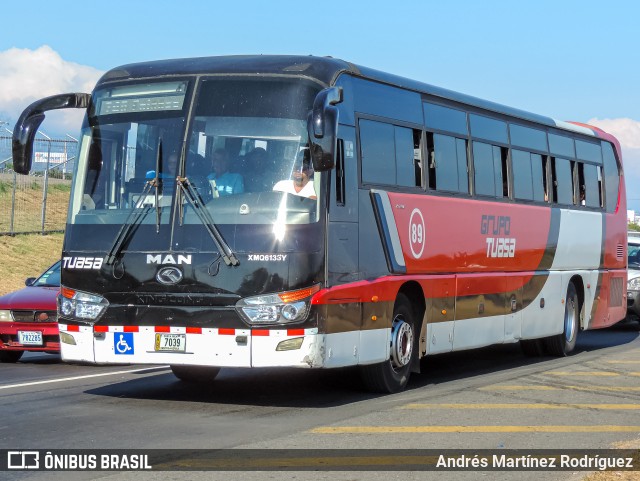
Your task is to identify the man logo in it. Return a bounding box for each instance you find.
[146,254,192,265]
[156,267,183,285]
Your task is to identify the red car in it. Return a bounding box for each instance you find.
[0,261,61,362]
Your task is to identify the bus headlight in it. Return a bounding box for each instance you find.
[236,284,320,325]
[58,287,108,322]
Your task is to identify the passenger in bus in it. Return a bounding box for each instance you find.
[273,149,317,199]
[145,151,179,180]
[243,147,273,192]
[185,153,213,202]
[207,149,244,196]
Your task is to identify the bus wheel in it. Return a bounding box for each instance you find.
[0,351,24,363]
[545,282,579,356]
[361,293,416,393]
[170,365,221,383]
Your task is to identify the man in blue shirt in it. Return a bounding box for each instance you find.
[207,149,244,196]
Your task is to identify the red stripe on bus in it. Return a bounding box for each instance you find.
[66,324,80,332]
[93,326,108,333]
[154,326,170,333]
[186,327,202,334]
[218,328,235,335]
[311,272,542,306]
[252,330,270,336]
[287,329,305,336]
[124,326,139,333]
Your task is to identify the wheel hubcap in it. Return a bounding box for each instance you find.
[564,297,576,343]
[390,316,413,370]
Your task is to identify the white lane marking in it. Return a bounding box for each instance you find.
[0,366,169,391]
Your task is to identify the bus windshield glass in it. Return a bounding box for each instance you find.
[66,77,322,252]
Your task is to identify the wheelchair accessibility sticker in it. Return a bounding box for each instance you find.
[114,332,134,355]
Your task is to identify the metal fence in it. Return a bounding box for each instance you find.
[0,134,78,235]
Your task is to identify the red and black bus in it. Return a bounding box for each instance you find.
[12,55,627,392]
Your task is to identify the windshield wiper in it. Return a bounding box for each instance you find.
[104,181,155,266]
[105,142,167,267]
[153,139,163,233]
[176,176,240,267]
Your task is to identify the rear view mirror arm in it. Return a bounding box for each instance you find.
[12,93,91,174]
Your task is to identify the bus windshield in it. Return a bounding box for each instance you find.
[66,77,322,252]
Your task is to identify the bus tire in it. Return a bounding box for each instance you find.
[0,351,24,363]
[520,339,545,357]
[361,293,416,393]
[544,282,579,356]
[170,365,221,383]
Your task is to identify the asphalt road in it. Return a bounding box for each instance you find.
[1,321,639,481]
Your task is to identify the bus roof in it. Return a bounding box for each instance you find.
[98,54,599,139]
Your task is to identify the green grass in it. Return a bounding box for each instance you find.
[0,233,64,296]
[0,178,71,233]
[49,183,71,193]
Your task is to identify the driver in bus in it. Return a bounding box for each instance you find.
[207,149,244,196]
[273,149,317,199]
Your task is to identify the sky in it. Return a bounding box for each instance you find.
[1,0,638,209]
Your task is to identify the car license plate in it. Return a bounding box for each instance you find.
[18,331,43,346]
[154,333,186,352]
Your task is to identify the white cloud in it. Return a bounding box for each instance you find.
[0,46,103,134]
[587,118,640,211]
[587,117,640,150]
[588,117,640,178]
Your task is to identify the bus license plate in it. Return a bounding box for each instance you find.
[154,333,186,352]
[18,331,43,346]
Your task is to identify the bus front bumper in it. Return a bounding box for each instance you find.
[58,324,324,368]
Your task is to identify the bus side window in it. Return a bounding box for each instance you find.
[335,139,345,205]
[543,155,550,202]
[359,119,423,190]
[498,146,509,198]
[427,132,468,194]
[596,165,604,208]
[575,162,586,205]
[583,163,601,208]
[512,149,533,201]
[395,126,422,188]
[531,153,545,202]
[551,157,573,205]
[360,120,395,185]
[427,133,436,189]
[472,141,504,198]
[413,129,423,188]
[602,142,619,213]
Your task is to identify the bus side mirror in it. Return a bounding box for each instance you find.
[12,93,91,174]
[307,87,343,172]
